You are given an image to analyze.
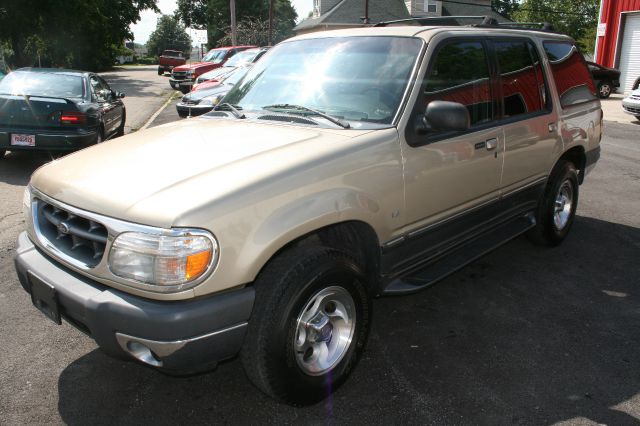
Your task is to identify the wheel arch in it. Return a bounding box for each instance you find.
[247,219,382,295]
[557,145,586,184]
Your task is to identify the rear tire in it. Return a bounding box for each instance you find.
[633,77,640,91]
[528,161,579,246]
[157,67,163,76]
[241,246,371,405]
[0,149,5,160]
[597,81,612,98]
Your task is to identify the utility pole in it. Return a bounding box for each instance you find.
[362,0,370,25]
[230,0,238,46]
[268,0,274,45]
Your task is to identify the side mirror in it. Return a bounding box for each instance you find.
[118,92,126,99]
[416,100,470,134]
[112,90,125,99]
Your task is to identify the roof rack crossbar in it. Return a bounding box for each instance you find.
[374,16,490,27]
[375,15,557,33]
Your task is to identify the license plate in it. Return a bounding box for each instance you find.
[29,273,61,325]
[11,133,35,146]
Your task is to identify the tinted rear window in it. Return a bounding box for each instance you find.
[0,72,84,98]
[543,42,596,108]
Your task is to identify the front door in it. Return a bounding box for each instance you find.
[401,38,503,234]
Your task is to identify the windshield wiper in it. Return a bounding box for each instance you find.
[262,104,350,129]
[213,102,245,119]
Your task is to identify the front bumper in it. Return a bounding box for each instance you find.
[0,128,98,152]
[14,232,254,372]
[176,102,214,117]
[169,77,193,90]
[622,97,640,116]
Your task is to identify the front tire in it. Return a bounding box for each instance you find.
[598,81,612,98]
[0,149,5,160]
[241,246,371,405]
[157,67,164,76]
[528,161,579,246]
[116,111,126,137]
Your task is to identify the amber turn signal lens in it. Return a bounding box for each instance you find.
[186,250,212,280]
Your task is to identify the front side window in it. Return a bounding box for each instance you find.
[423,40,494,126]
[223,36,423,126]
[543,41,597,108]
[494,40,547,117]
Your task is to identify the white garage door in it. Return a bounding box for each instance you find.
[619,13,640,93]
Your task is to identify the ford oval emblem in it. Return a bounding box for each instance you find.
[57,222,70,235]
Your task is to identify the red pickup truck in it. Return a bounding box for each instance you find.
[169,45,256,92]
[158,50,186,76]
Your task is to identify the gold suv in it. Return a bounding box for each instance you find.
[15,21,601,404]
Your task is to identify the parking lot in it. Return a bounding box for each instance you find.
[1,68,639,424]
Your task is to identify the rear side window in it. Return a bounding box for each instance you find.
[543,41,597,108]
[494,40,548,117]
[424,41,494,126]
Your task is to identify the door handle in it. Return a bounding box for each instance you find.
[548,122,557,133]
[485,138,497,151]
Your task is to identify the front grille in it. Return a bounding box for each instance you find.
[631,95,640,100]
[624,105,640,114]
[181,96,198,105]
[35,200,108,267]
[172,71,187,81]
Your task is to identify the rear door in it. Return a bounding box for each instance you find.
[490,37,561,202]
[90,75,122,136]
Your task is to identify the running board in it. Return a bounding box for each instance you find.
[382,213,536,295]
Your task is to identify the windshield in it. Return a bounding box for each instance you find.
[223,36,423,124]
[203,49,229,64]
[0,72,84,98]
[225,49,260,67]
[223,67,250,85]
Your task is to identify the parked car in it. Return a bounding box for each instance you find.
[622,88,640,120]
[587,61,620,98]
[169,45,256,92]
[176,65,251,117]
[16,23,601,405]
[0,68,125,159]
[157,50,186,76]
[193,47,270,87]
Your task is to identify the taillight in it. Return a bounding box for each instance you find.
[59,111,86,125]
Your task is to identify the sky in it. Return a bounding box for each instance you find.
[130,0,314,44]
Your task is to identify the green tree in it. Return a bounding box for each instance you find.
[176,0,297,47]
[0,0,158,70]
[512,0,599,51]
[146,15,192,57]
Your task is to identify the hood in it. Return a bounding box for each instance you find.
[183,84,230,101]
[30,118,368,228]
[173,62,218,72]
[192,80,224,93]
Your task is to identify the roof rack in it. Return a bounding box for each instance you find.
[374,15,557,33]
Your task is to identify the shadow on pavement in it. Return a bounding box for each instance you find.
[0,151,58,186]
[56,216,640,424]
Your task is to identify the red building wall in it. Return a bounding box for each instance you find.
[595,0,640,67]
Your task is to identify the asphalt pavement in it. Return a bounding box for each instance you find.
[0,109,639,424]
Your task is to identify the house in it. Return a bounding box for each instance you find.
[594,0,640,92]
[295,0,411,34]
[295,0,509,34]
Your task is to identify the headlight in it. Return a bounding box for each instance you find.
[186,69,195,76]
[199,95,222,106]
[108,229,218,290]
